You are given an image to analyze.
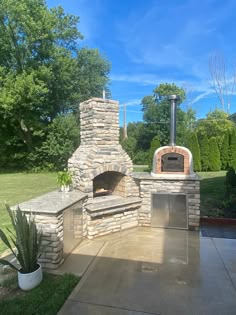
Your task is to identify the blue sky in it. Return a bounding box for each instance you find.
[47,0,236,124]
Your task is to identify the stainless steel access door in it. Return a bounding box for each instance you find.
[152,193,169,227]
[151,193,187,229]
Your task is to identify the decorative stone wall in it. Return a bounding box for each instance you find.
[133,173,200,230]
[32,213,64,270]
[68,98,134,199]
[15,190,87,270]
[85,197,142,239]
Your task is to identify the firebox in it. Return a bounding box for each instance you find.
[93,171,126,198]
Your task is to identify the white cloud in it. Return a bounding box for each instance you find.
[119,99,142,107]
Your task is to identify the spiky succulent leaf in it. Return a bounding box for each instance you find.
[0,229,16,258]
[0,205,44,273]
[0,259,19,271]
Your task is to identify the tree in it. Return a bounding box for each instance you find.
[76,48,110,104]
[186,133,201,171]
[121,136,137,161]
[0,0,110,169]
[196,109,234,147]
[141,83,194,148]
[148,136,161,170]
[199,134,210,171]
[220,132,230,170]
[209,53,236,113]
[209,137,221,171]
[29,114,80,170]
[229,129,236,169]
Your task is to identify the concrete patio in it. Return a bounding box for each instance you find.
[58,227,236,315]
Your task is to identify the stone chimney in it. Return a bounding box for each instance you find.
[68,98,133,197]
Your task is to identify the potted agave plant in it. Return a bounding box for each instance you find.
[57,169,73,192]
[0,205,43,291]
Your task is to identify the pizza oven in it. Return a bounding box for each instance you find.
[151,95,194,176]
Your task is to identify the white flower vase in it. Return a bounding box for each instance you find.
[60,185,71,192]
[18,264,43,291]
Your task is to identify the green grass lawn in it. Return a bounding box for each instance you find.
[0,273,79,314]
[133,165,149,172]
[0,172,57,254]
[197,171,227,217]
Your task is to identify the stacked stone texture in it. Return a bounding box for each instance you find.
[68,98,134,198]
[33,213,64,269]
[86,207,140,239]
[138,178,200,230]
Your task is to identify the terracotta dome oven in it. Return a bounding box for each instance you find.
[151,95,194,177]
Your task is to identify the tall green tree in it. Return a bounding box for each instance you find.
[0,0,110,169]
[198,134,210,171]
[148,135,161,170]
[220,132,230,170]
[141,83,195,148]
[121,136,137,161]
[229,129,236,169]
[209,137,221,171]
[186,133,201,171]
[196,109,234,147]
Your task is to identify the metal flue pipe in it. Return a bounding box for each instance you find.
[168,94,180,146]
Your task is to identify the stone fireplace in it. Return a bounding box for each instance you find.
[68,98,135,200]
[68,98,141,239]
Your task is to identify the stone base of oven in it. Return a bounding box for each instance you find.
[133,172,200,230]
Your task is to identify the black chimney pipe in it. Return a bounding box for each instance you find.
[168,95,180,146]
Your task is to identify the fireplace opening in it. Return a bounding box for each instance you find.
[93,171,126,198]
[161,153,184,172]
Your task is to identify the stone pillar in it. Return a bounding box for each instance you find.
[33,213,64,269]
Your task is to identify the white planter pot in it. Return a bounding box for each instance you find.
[18,264,43,291]
[60,185,71,192]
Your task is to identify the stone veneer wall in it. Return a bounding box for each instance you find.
[136,176,200,230]
[33,213,64,269]
[68,98,134,199]
[86,208,139,239]
[24,199,87,270]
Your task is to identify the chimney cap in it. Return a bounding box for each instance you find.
[168,94,180,101]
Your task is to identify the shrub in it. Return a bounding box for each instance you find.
[29,114,80,171]
[220,132,230,170]
[133,150,149,165]
[229,129,236,169]
[186,133,201,171]
[208,137,221,171]
[199,134,210,171]
[148,135,161,170]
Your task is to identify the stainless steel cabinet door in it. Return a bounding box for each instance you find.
[169,194,187,229]
[151,193,187,229]
[151,193,169,227]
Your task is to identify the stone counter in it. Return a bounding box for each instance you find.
[13,190,88,269]
[14,190,87,214]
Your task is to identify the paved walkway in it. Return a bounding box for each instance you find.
[58,227,236,315]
